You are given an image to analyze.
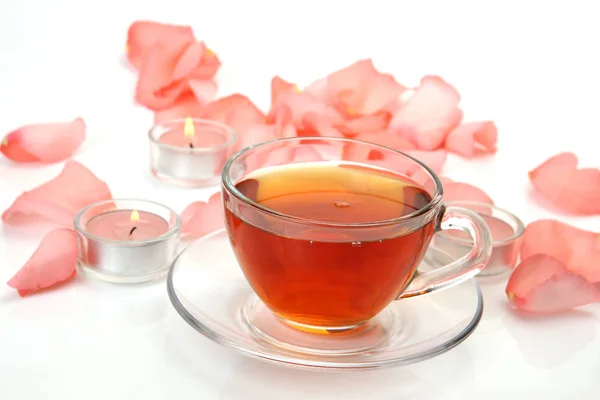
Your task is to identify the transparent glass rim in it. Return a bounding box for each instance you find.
[221,136,444,228]
[73,198,181,246]
[440,200,525,247]
[148,118,237,154]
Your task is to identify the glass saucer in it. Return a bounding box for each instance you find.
[167,229,484,371]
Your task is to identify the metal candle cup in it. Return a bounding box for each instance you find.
[149,118,236,187]
[74,199,181,284]
[432,201,525,277]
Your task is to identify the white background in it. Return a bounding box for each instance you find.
[1,0,599,398]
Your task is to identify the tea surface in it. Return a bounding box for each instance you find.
[235,162,431,222]
[225,162,436,328]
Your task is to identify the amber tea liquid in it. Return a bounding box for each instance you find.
[225,162,436,329]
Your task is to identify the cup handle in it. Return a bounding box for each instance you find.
[397,206,493,299]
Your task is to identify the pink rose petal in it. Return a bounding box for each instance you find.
[440,177,494,204]
[338,111,392,136]
[271,76,299,106]
[506,254,600,314]
[126,21,194,70]
[445,121,498,157]
[521,219,600,283]
[259,145,294,168]
[324,59,406,116]
[406,150,447,174]
[290,146,326,163]
[135,38,220,111]
[304,142,344,160]
[268,90,344,128]
[200,94,266,139]
[529,152,600,215]
[301,114,344,137]
[153,93,205,123]
[389,75,463,150]
[1,118,85,163]
[171,41,205,80]
[343,131,416,163]
[135,39,193,111]
[2,160,112,227]
[152,79,217,123]
[7,228,78,297]
[188,79,218,104]
[181,192,224,237]
[236,105,299,153]
[172,40,220,82]
[239,124,279,149]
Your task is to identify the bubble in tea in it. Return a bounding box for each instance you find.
[225,162,437,328]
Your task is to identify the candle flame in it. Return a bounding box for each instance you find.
[184,117,195,138]
[130,210,140,222]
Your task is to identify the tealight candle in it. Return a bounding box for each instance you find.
[86,210,169,241]
[74,199,181,283]
[149,118,236,187]
[433,201,525,277]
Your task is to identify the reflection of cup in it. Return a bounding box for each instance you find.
[432,201,525,277]
[221,137,493,332]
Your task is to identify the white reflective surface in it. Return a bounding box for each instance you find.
[1,1,599,398]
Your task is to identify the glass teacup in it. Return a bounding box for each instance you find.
[222,137,492,332]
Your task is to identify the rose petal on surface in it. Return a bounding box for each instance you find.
[239,124,279,150]
[346,150,445,185]
[338,111,392,136]
[529,152,600,215]
[235,106,298,153]
[324,59,405,116]
[1,118,85,163]
[172,41,220,82]
[247,141,337,170]
[445,121,498,157]
[271,76,299,106]
[301,114,344,137]
[188,79,218,104]
[7,228,78,297]
[269,90,344,128]
[171,41,205,80]
[440,177,494,204]
[181,192,224,237]
[506,254,600,314]
[290,146,326,163]
[126,21,194,70]
[187,44,221,81]
[135,39,220,111]
[301,142,345,160]
[153,81,217,123]
[271,105,297,139]
[389,75,463,150]
[135,39,192,111]
[153,93,205,123]
[343,131,416,164]
[2,160,112,227]
[521,219,600,282]
[200,94,266,139]
[406,150,447,174]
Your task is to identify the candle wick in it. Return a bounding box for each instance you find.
[189,142,194,149]
[129,227,137,236]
